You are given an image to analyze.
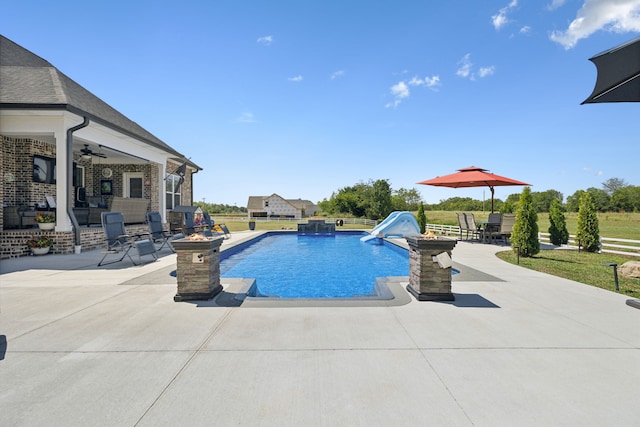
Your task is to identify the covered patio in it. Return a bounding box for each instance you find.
[0,35,200,258]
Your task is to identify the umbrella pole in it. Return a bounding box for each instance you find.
[490,186,495,213]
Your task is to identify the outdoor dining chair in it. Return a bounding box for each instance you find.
[98,211,157,266]
[457,212,481,240]
[487,213,516,244]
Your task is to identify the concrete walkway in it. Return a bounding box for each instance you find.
[1,233,639,426]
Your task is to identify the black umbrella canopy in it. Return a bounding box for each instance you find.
[582,36,640,104]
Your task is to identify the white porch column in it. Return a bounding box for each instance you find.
[54,127,72,232]
[159,162,167,221]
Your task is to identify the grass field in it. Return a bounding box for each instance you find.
[422,210,640,240]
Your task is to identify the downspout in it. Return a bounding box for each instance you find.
[67,117,90,246]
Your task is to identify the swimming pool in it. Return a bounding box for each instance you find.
[220,231,409,298]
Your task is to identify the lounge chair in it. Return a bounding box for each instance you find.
[147,212,176,252]
[98,212,157,266]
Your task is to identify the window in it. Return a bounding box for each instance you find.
[166,174,182,209]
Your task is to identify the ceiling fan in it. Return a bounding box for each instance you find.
[80,144,107,159]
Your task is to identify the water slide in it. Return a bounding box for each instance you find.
[360,211,421,242]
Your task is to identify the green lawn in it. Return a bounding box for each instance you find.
[422,210,640,240]
[496,249,640,298]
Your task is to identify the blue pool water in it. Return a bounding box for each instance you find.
[220,232,409,298]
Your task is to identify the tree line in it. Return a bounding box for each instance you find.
[318,177,638,219]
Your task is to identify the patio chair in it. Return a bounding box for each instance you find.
[482,213,502,242]
[202,211,214,228]
[217,223,232,238]
[147,212,176,252]
[98,211,157,266]
[457,212,481,240]
[487,213,516,244]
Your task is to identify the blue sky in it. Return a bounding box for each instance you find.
[4,0,640,207]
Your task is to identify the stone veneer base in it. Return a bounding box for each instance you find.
[406,285,455,302]
[174,284,223,302]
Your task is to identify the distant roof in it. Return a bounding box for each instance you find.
[247,194,317,210]
[0,35,200,170]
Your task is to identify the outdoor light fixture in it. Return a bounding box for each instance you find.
[603,262,619,291]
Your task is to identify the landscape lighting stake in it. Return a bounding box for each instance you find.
[513,246,520,264]
[604,263,619,291]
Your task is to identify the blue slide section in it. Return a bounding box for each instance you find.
[360,211,421,242]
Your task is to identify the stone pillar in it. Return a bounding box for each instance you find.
[172,237,224,302]
[405,236,457,301]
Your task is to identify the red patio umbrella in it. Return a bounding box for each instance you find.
[417,166,530,213]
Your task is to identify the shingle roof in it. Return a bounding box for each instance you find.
[0,35,200,170]
[247,195,317,211]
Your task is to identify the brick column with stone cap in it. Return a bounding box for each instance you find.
[172,236,224,302]
[405,236,457,301]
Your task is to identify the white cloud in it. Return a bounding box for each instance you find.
[492,0,518,30]
[478,66,496,78]
[288,75,303,82]
[520,25,532,34]
[385,74,442,108]
[456,54,473,78]
[457,54,495,80]
[548,0,566,10]
[331,70,345,80]
[257,35,273,46]
[236,112,255,123]
[408,75,441,90]
[385,81,410,108]
[550,0,640,49]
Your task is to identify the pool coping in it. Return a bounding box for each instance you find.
[215,231,503,307]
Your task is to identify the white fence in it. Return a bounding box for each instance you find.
[538,232,640,257]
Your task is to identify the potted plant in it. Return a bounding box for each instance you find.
[34,212,55,230]
[27,235,53,255]
[249,219,256,230]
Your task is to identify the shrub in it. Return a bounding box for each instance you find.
[576,192,600,252]
[548,199,569,245]
[510,187,540,257]
[417,203,427,234]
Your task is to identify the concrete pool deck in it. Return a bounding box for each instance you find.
[1,231,639,426]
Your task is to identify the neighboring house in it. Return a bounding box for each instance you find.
[0,35,200,257]
[247,194,319,219]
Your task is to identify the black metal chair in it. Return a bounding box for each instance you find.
[98,212,156,266]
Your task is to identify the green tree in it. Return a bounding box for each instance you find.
[576,192,600,252]
[532,189,563,213]
[417,202,427,234]
[501,193,521,213]
[566,188,610,212]
[393,187,423,211]
[510,187,539,257]
[586,187,611,212]
[610,185,640,212]
[548,199,569,245]
[565,190,583,212]
[602,177,628,195]
[365,179,393,220]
